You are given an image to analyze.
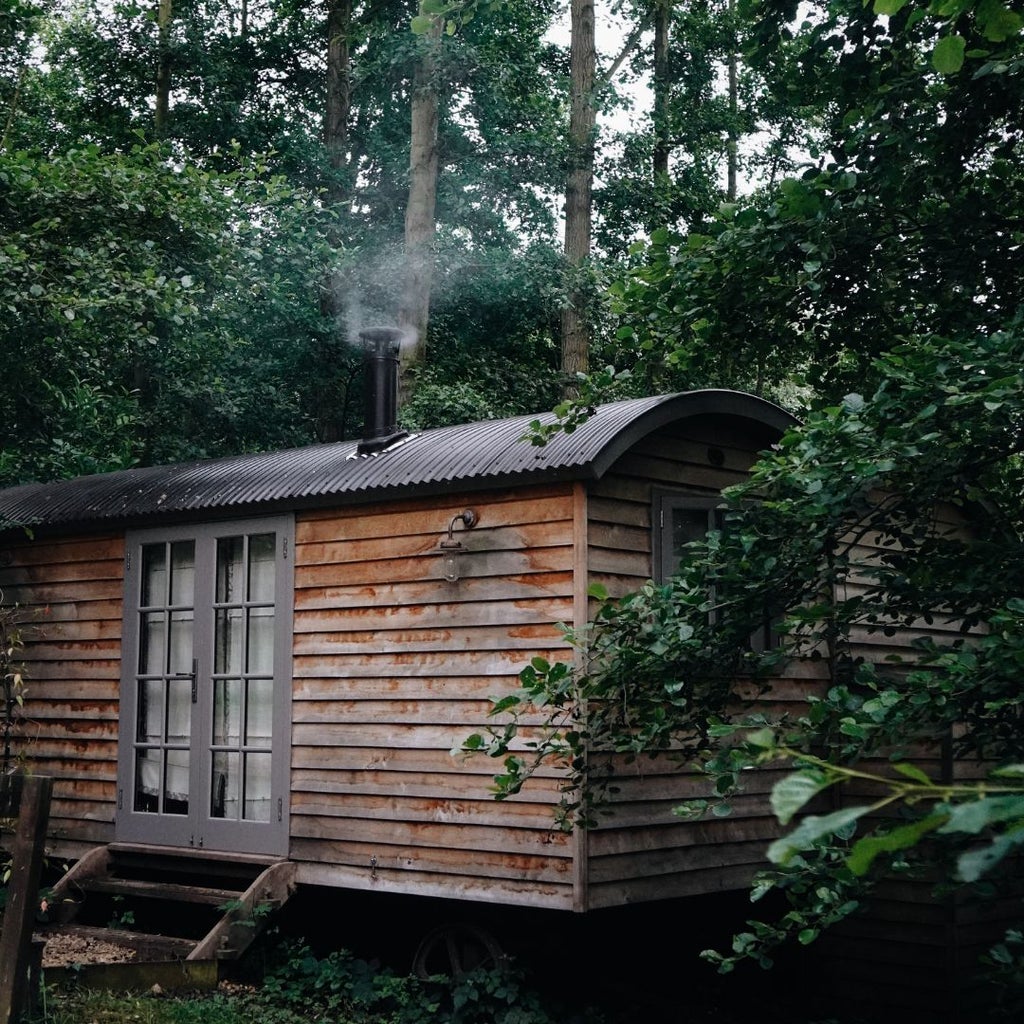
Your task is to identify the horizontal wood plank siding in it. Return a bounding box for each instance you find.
[0,534,123,856]
[291,485,577,908]
[581,416,802,907]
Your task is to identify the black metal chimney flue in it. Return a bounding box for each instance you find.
[357,326,409,455]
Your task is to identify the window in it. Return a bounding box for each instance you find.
[653,490,774,652]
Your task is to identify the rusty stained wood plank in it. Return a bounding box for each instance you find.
[21,599,123,626]
[295,546,574,587]
[288,823,577,864]
[0,557,124,587]
[0,533,122,564]
[291,696,538,727]
[11,713,116,740]
[26,775,115,800]
[0,579,124,606]
[290,768,562,804]
[290,744,565,778]
[294,571,575,611]
[12,745,117,770]
[9,679,118,702]
[296,489,575,543]
[15,659,121,682]
[20,602,121,637]
[293,622,567,656]
[293,595,574,634]
[292,646,569,679]
[13,639,121,663]
[10,700,118,721]
[291,673,532,701]
[290,721,553,751]
[296,521,574,570]
[292,852,573,908]
[3,757,115,783]
[290,791,562,830]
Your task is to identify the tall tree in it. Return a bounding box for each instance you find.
[561,0,597,388]
[154,0,174,136]
[399,10,443,391]
[324,0,351,209]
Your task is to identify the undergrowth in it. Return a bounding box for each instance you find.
[30,939,606,1024]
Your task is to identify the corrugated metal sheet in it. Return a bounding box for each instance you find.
[0,390,796,532]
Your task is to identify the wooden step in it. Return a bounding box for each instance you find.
[42,845,297,978]
[75,877,244,906]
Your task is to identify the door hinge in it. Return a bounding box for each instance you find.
[282,537,289,561]
[277,797,283,822]
[117,787,123,810]
[125,550,131,572]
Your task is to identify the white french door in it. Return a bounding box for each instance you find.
[117,516,293,855]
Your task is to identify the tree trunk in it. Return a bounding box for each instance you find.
[726,0,738,201]
[561,0,596,393]
[324,0,351,209]
[319,0,354,442]
[398,13,442,398]
[653,0,670,180]
[155,0,174,137]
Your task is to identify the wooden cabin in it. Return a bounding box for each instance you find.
[0,347,799,915]
[0,335,1015,1021]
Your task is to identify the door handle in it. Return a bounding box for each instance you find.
[169,659,198,703]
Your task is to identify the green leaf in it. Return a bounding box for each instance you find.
[976,0,1023,42]
[873,0,909,14]
[846,814,947,876]
[771,771,834,826]
[958,831,1024,882]
[932,34,967,73]
[745,726,776,750]
[587,582,609,600]
[938,795,1024,835]
[767,806,870,866]
[410,14,435,33]
[890,762,932,785]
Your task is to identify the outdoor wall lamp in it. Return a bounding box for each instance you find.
[440,509,478,582]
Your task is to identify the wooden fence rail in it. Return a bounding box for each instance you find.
[0,774,53,1024]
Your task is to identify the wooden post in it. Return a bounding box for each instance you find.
[0,774,53,1024]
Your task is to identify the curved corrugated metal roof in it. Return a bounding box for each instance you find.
[0,390,796,532]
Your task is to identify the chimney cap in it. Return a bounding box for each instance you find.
[359,326,404,352]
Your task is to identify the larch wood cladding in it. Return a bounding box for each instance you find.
[0,534,123,859]
[290,485,580,909]
[581,417,797,907]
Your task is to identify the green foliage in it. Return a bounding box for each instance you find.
[465,326,1024,973]
[0,591,30,773]
[242,939,599,1024]
[610,0,1024,401]
[0,141,335,484]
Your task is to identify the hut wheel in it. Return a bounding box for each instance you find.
[412,922,505,980]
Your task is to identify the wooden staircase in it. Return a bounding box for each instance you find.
[36,843,296,989]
